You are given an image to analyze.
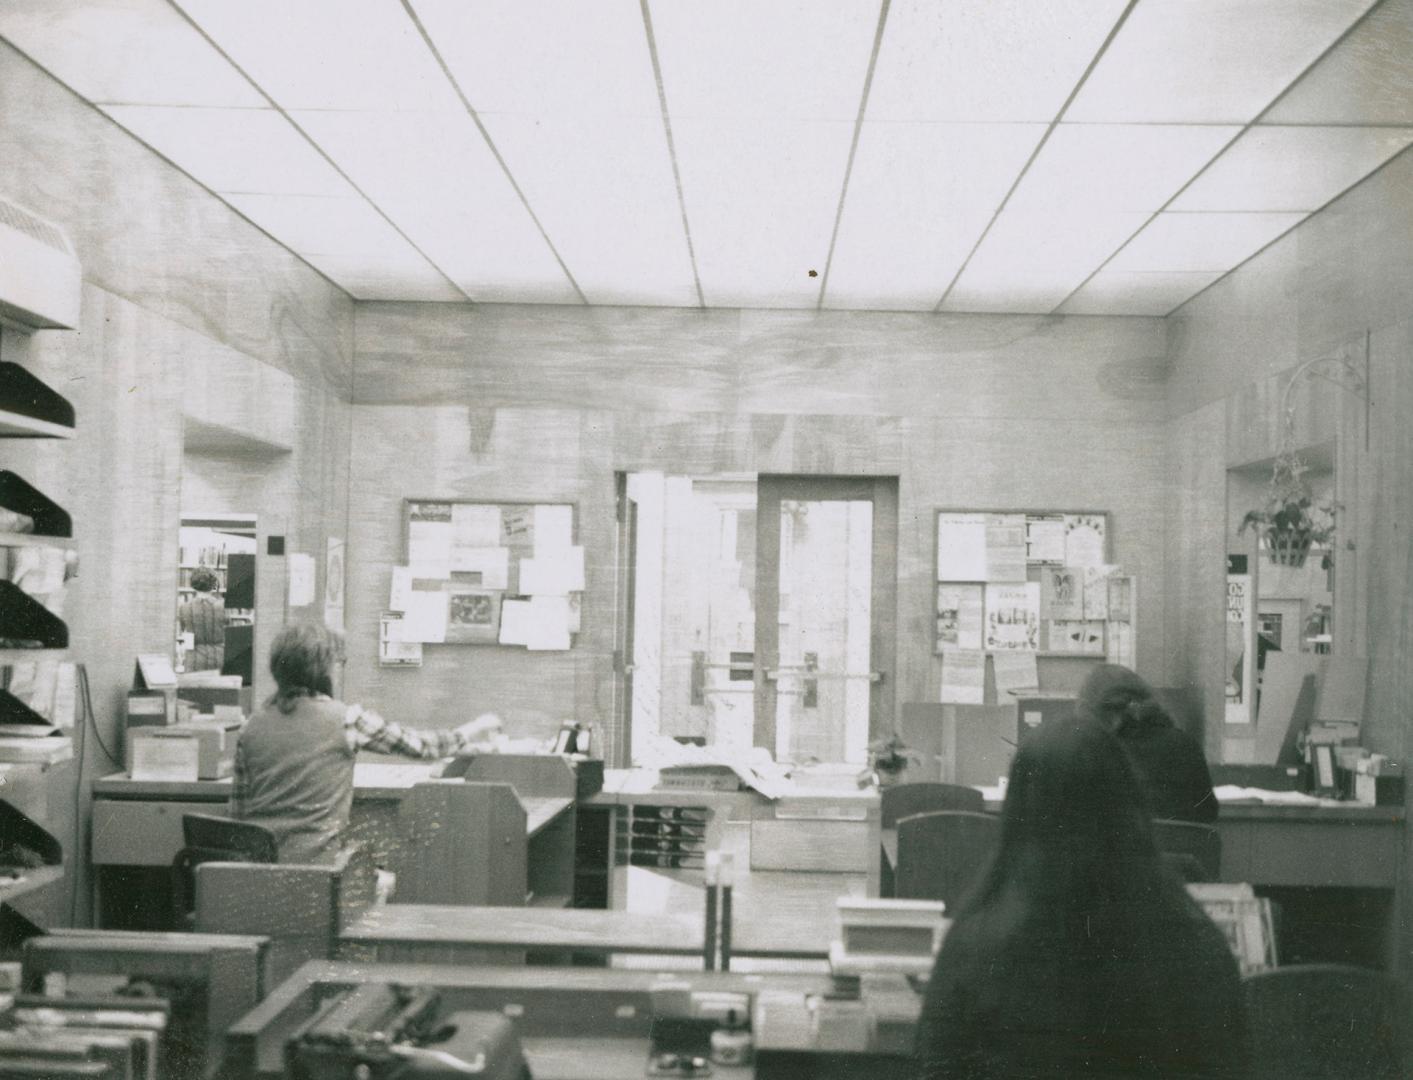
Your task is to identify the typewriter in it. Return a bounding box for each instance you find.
[285,983,530,1079]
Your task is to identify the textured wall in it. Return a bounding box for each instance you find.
[347,306,1171,762]
[0,42,353,925]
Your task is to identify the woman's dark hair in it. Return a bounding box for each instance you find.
[954,721,1187,925]
[267,622,344,714]
[189,567,220,594]
[1074,662,1174,737]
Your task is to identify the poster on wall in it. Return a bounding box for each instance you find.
[984,583,1040,651]
[445,587,502,644]
[1226,568,1254,725]
[379,611,422,667]
[323,537,345,632]
[935,583,983,653]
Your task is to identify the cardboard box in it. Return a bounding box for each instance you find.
[126,718,240,780]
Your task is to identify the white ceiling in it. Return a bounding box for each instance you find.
[3,0,1412,315]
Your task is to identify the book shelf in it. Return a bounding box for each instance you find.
[0,339,76,917]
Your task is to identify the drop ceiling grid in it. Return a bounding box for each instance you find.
[0,0,1407,314]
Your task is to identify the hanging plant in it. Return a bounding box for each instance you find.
[1238,448,1337,570]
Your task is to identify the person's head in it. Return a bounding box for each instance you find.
[268,622,345,713]
[961,721,1166,919]
[1075,663,1172,737]
[189,568,220,595]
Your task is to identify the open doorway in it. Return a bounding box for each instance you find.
[177,514,256,685]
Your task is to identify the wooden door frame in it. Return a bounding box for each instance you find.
[753,475,899,757]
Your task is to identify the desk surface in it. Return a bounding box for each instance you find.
[93,762,448,801]
[341,902,835,961]
[228,961,839,1080]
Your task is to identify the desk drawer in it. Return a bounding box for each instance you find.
[92,800,218,866]
[750,819,871,874]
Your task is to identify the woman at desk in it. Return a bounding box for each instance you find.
[915,723,1246,1080]
[230,622,501,863]
[1076,663,1218,824]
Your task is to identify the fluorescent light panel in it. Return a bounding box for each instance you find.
[647,0,879,122]
[410,0,695,304]
[944,210,1150,313]
[295,110,577,303]
[1068,0,1377,123]
[1009,124,1239,213]
[101,105,353,196]
[1108,212,1307,273]
[867,0,1127,122]
[824,122,1043,310]
[0,0,262,107]
[1172,126,1413,212]
[672,118,853,307]
[1266,0,1413,125]
[178,0,462,112]
[1059,270,1223,316]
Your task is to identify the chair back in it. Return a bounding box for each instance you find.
[894,810,1000,911]
[1245,964,1408,1080]
[881,782,984,829]
[171,814,278,925]
[1151,818,1221,882]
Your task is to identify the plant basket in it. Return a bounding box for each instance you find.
[1264,531,1312,568]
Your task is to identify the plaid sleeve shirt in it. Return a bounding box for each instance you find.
[342,704,477,758]
[229,702,476,816]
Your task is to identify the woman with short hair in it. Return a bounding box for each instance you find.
[229,621,500,863]
[915,722,1247,1080]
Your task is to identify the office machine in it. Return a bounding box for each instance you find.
[828,898,949,977]
[284,983,528,1079]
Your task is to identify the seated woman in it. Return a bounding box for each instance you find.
[1076,663,1218,824]
[915,722,1247,1080]
[229,621,501,863]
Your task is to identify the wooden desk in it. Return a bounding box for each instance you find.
[879,801,1402,891]
[224,960,889,1080]
[339,901,836,965]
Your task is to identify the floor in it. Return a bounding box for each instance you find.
[613,823,866,973]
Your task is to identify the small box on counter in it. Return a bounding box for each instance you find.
[126,717,241,780]
[176,683,252,715]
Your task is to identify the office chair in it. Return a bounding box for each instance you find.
[1244,964,1408,1080]
[881,782,984,829]
[170,813,278,927]
[1151,819,1221,883]
[894,810,1000,911]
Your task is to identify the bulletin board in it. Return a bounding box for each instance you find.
[933,509,1137,706]
[389,499,583,653]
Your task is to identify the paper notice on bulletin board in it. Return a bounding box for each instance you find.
[288,553,316,608]
[940,649,985,704]
[937,513,988,580]
[936,584,983,653]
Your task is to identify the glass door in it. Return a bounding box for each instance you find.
[755,476,897,765]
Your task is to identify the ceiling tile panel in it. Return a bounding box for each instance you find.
[649,0,877,306]
[100,105,353,196]
[1107,212,1307,273]
[302,252,465,302]
[295,110,578,304]
[647,0,879,122]
[1059,270,1223,316]
[1266,0,1413,124]
[1067,0,1377,123]
[410,0,695,305]
[824,122,1044,310]
[943,210,1150,313]
[1009,124,1239,213]
[867,0,1127,122]
[1171,125,1413,212]
[177,0,462,112]
[0,0,262,106]
[221,194,411,258]
[670,118,853,308]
